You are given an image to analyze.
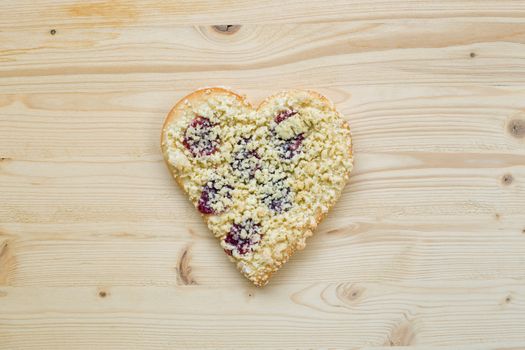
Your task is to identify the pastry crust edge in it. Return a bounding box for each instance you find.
[160,87,353,287]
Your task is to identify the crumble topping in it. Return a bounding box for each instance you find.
[162,89,353,285]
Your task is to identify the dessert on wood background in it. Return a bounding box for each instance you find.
[1,1,525,348]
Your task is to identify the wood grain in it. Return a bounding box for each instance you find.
[2,0,525,28]
[1,1,525,349]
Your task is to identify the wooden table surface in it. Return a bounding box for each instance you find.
[2,1,525,349]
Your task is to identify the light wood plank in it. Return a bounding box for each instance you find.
[0,282,524,348]
[1,0,525,28]
[1,5,525,350]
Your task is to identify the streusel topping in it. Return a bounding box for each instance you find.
[162,89,353,285]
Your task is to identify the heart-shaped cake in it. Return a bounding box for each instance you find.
[161,88,353,286]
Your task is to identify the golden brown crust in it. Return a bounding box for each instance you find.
[161,87,353,287]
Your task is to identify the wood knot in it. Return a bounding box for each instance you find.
[0,241,7,258]
[176,246,197,285]
[470,52,476,58]
[50,29,56,35]
[505,295,512,304]
[385,320,415,346]
[212,25,241,34]
[336,283,365,304]
[501,174,513,186]
[97,287,109,298]
[0,240,15,285]
[507,119,525,138]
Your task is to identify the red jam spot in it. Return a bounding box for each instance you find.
[224,219,261,255]
[197,181,231,215]
[274,109,297,124]
[183,116,219,156]
[280,133,304,159]
[264,178,292,213]
[268,193,291,213]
